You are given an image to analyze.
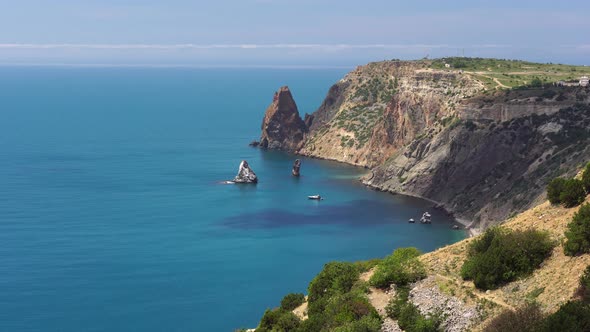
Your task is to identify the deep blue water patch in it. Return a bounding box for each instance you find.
[222,198,455,229]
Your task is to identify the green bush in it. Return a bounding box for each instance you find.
[299,261,381,331]
[460,228,554,290]
[483,303,544,332]
[331,315,381,332]
[308,262,359,303]
[560,179,586,208]
[564,203,590,256]
[256,309,300,332]
[280,293,305,311]
[583,163,590,192]
[353,258,382,273]
[369,247,426,288]
[385,286,409,319]
[547,178,567,205]
[296,315,327,332]
[322,292,380,329]
[547,177,588,207]
[539,301,590,332]
[576,265,590,303]
[385,288,442,332]
[530,77,543,87]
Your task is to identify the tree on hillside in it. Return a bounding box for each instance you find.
[530,77,543,87]
[560,179,587,208]
[547,178,567,205]
[582,163,590,192]
[564,203,590,256]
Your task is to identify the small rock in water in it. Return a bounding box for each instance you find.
[234,160,258,184]
[249,140,260,147]
[292,159,301,177]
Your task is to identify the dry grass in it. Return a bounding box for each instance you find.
[420,197,590,329]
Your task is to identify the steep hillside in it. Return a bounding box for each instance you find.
[364,102,590,230]
[299,61,482,167]
[257,58,590,229]
[249,194,590,331]
[420,198,590,324]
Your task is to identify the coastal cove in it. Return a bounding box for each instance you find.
[0,67,465,331]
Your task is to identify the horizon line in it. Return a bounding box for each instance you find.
[0,43,511,50]
[0,62,357,69]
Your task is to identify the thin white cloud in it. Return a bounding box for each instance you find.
[0,43,509,51]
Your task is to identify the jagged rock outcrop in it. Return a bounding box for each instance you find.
[234,160,258,183]
[259,86,308,151]
[292,159,301,177]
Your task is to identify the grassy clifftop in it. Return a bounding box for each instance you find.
[429,57,590,90]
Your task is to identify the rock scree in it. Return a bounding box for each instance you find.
[233,160,258,183]
[259,86,308,151]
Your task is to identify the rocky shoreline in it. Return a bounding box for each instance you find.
[361,175,479,236]
[254,60,590,231]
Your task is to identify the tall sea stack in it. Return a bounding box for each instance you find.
[259,86,308,151]
[292,159,301,177]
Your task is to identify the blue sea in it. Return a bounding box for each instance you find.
[0,67,465,331]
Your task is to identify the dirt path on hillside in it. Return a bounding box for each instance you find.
[466,72,510,89]
[435,274,514,310]
[360,270,392,316]
[492,77,510,89]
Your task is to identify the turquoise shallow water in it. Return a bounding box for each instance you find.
[0,67,465,331]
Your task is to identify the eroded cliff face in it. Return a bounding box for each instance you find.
[260,86,307,151]
[258,59,590,229]
[458,88,581,122]
[299,61,482,167]
[364,104,590,230]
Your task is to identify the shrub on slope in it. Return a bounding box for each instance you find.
[560,179,587,208]
[280,293,305,311]
[547,177,586,208]
[564,203,590,256]
[582,162,590,192]
[369,247,426,289]
[461,228,554,290]
[385,287,442,332]
[547,178,568,205]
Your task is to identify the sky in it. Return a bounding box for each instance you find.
[1,0,589,67]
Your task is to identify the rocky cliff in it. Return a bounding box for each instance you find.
[259,86,308,151]
[364,103,590,230]
[299,61,482,167]
[259,59,590,229]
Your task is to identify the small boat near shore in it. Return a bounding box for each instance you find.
[308,195,323,200]
[408,218,415,223]
[420,212,432,224]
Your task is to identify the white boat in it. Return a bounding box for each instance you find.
[308,195,322,200]
[420,212,432,224]
[408,218,415,223]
